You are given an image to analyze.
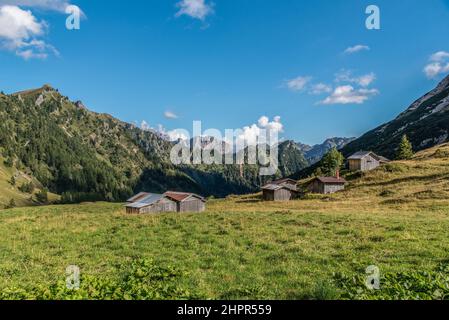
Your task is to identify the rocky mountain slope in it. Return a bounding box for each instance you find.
[342,75,449,158]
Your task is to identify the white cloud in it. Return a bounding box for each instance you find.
[0,1,82,59]
[430,51,449,62]
[140,121,188,142]
[424,51,449,78]
[344,45,370,54]
[0,5,43,40]
[0,5,58,59]
[0,0,74,12]
[309,83,332,95]
[140,120,151,131]
[165,129,189,141]
[284,76,311,92]
[320,85,379,105]
[236,116,284,147]
[175,0,213,21]
[335,70,376,87]
[164,111,178,120]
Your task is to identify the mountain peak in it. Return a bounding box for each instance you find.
[342,74,449,158]
[13,84,57,97]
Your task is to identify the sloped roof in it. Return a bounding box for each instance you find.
[315,177,347,184]
[127,192,150,203]
[348,151,375,160]
[125,193,164,208]
[262,184,298,192]
[262,184,283,191]
[348,151,391,162]
[164,191,205,203]
[270,178,297,185]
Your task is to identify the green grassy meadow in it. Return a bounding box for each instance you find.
[0,145,449,299]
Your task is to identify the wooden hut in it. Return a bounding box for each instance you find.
[262,184,298,201]
[348,151,390,172]
[164,191,206,213]
[126,192,150,204]
[308,176,347,194]
[125,193,177,214]
[269,178,298,190]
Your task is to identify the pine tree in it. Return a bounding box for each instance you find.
[10,176,16,186]
[396,135,414,160]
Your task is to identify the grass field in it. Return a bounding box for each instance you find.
[0,145,449,299]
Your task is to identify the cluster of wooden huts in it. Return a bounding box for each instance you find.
[125,191,206,214]
[126,151,390,211]
[262,151,390,201]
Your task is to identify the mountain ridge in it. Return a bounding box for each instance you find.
[342,74,449,158]
[0,85,311,205]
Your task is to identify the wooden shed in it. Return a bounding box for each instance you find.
[262,184,298,201]
[348,151,390,172]
[269,178,298,190]
[125,193,177,214]
[126,192,150,204]
[308,177,347,194]
[164,191,206,213]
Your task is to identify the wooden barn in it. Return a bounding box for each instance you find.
[308,176,347,194]
[262,184,298,201]
[348,151,390,172]
[164,191,206,213]
[125,193,177,214]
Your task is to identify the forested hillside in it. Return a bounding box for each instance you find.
[0,85,309,206]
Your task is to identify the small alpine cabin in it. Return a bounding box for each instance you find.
[164,191,206,213]
[308,176,347,194]
[348,151,390,172]
[262,178,299,201]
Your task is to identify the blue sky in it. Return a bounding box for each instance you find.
[1,0,449,145]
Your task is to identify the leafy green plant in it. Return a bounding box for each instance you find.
[333,265,449,300]
[0,259,201,300]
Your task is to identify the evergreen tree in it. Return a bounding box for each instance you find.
[320,147,344,176]
[10,176,16,186]
[396,135,414,160]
